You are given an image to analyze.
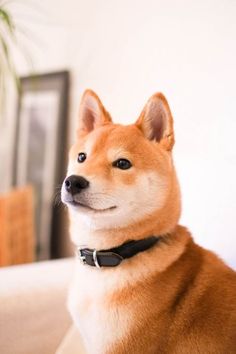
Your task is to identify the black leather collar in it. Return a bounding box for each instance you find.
[76,235,163,268]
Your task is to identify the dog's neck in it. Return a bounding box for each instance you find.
[69,216,188,282]
[70,224,191,296]
[69,212,177,251]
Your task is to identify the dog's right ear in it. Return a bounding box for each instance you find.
[77,89,112,137]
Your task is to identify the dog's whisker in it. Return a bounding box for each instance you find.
[53,190,62,207]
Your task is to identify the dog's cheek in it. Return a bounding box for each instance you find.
[143,172,167,211]
[110,168,137,187]
[115,171,168,212]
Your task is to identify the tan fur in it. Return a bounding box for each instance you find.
[62,90,236,354]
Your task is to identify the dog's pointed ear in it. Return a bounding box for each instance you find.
[77,89,112,136]
[136,93,174,151]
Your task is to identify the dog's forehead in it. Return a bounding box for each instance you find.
[85,124,144,155]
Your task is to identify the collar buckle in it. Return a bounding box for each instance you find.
[93,249,101,268]
[76,248,87,265]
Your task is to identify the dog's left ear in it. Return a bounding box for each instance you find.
[77,89,112,136]
[136,93,174,151]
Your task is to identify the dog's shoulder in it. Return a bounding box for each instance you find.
[170,230,236,346]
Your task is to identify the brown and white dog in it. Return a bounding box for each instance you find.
[61,90,236,354]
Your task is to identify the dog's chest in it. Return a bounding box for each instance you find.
[68,264,133,354]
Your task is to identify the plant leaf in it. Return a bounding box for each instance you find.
[0,8,15,36]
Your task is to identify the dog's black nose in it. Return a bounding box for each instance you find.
[64,175,89,195]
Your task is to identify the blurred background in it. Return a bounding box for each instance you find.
[0,0,235,268]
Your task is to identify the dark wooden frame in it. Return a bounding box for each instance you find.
[13,71,69,260]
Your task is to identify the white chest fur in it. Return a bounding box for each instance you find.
[68,261,133,354]
[67,236,187,354]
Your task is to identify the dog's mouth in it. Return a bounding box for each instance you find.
[66,200,117,213]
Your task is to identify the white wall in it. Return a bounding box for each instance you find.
[3,0,236,267]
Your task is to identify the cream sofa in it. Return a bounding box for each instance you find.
[0,258,83,354]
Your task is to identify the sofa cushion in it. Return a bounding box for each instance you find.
[0,258,74,354]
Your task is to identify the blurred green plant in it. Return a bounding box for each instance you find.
[0,2,20,114]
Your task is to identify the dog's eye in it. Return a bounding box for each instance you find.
[112,159,132,170]
[78,152,87,163]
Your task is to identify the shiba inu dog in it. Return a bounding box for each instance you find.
[61,90,236,354]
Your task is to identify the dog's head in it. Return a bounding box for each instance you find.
[61,90,180,245]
